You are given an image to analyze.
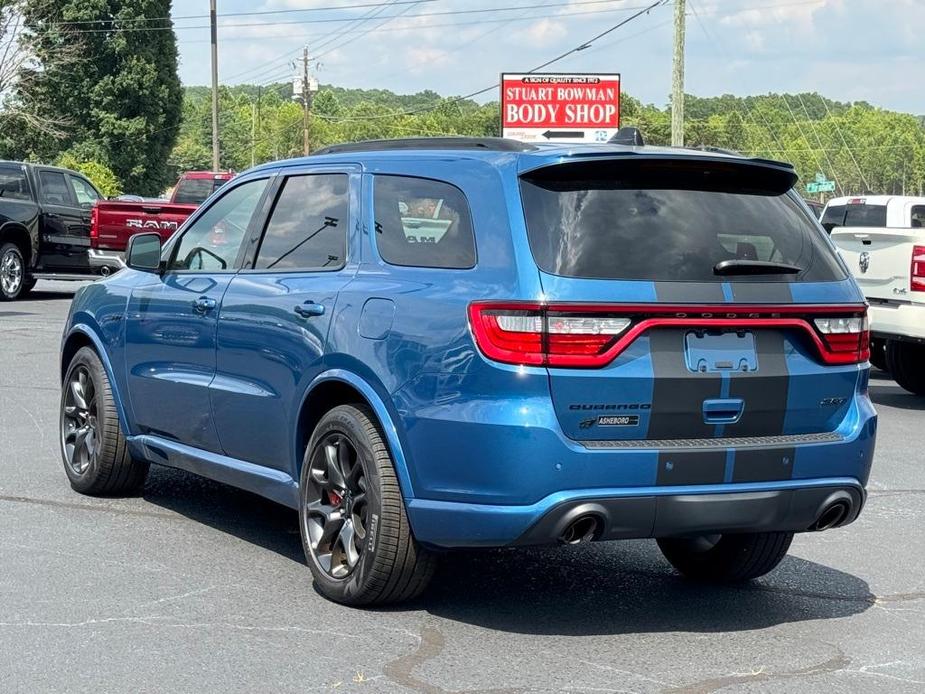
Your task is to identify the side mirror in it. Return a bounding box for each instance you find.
[126,232,162,273]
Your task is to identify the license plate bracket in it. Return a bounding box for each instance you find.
[684,331,758,373]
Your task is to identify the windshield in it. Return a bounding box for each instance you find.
[520,159,844,283]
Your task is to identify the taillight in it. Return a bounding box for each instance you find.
[471,302,871,368]
[468,303,630,367]
[911,245,925,292]
[813,314,870,364]
[89,204,99,242]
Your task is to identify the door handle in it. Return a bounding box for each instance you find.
[294,301,325,318]
[702,398,744,424]
[192,296,217,314]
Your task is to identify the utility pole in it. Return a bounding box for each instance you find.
[210,0,220,171]
[250,86,261,169]
[302,46,311,156]
[671,0,686,147]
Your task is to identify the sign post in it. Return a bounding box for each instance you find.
[501,73,621,144]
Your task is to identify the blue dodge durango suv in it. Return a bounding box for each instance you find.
[59,137,876,605]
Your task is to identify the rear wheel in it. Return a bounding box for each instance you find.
[299,404,435,606]
[869,337,888,372]
[657,531,793,582]
[886,340,925,395]
[60,347,149,495]
[0,242,26,301]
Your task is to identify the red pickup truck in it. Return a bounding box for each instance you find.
[89,171,233,273]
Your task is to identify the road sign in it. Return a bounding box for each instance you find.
[814,172,827,184]
[807,181,836,193]
[501,73,620,144]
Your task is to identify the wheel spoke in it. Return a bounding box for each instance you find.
[338,518,360,568]
[304,498,336,523]
[316,511,344,551]
[70,378,88,410]
[324,442,347,490]
[72,425,91,453]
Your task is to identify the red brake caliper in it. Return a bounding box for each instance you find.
[327,490,343,507]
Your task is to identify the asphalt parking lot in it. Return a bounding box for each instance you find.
[1,281,923,693]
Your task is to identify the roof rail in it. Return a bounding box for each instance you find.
[311,137,537,156]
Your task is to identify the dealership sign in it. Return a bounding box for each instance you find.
[501,73,621,144]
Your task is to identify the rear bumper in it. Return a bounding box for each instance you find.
[87,248,125,272]
[868,300,925,341]
[407,479,866,548]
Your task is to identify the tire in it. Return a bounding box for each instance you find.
[60,346,149,495]
[299,404,435,606]
[885,340,925,395]
[869,338,888,372]
[0,242,26,301]
[657,531,793,582]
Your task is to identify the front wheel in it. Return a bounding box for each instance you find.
[60,347,149,495]
[299,404,435,606]
[657,531,793,582]
[0,242,26,300]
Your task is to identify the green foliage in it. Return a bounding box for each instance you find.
[55,152,122,197]
[170,83,925,199]
[9,0,183,196]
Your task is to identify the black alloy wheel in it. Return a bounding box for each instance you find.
[303,431,369,579]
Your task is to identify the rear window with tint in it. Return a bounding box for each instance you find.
[0,166,31,201]
[521,159,845,283]
[174,177,225,205]
[821,203,887,231]
[373,175,476,269]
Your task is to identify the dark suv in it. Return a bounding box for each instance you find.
[60,138,876,605]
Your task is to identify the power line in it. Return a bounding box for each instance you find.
[37,0,660,34]
[313,0,670,123]
[39,1,441,26]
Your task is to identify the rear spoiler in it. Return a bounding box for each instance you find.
[519,153,799,196]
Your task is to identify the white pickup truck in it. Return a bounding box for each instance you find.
[826,196,925,394]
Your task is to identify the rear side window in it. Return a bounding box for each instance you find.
[910,206,925,228]
[373,175,476,269]
[254,174,348,270]
[69,176,100,207]
[174,177,225,205]
[39,171,72,205]
[821,203,887,231]
[0,166,31,201]
[521,159,845,283]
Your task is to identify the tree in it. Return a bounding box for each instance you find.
[14,0,182,195]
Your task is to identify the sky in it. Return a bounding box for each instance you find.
[172,0,923,114]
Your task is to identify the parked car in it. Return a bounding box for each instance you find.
[827,195,925,391]
[0,161,105,300]
[60,137,876,605]
[88,171,233,273]
[804,198,824,219]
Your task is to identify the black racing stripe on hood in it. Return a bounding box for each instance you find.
[656,450,727,485]
[647,329,721,440]
[732,447,795,482]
